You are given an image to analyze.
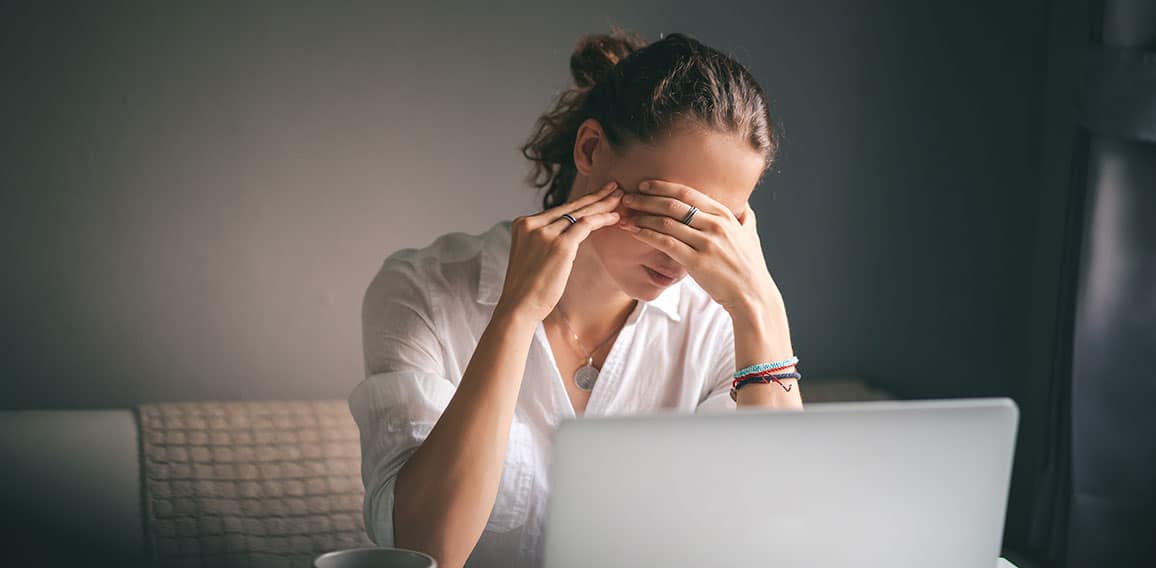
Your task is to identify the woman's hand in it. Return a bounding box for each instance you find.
[615,179,780,315]
[496,180,624,322]
[617,179,801,410]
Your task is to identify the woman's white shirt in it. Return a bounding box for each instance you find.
[349,219,736,568]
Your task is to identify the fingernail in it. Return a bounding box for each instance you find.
[639,181,651,190]
[612,188,623,197]
[622,194,634,203]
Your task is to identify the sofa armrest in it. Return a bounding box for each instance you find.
[0,410,143,558]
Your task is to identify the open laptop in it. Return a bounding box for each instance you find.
[543,397,1018,568]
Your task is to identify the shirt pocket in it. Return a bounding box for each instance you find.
[484,420,535,533]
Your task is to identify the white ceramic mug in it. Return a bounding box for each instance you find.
[313,546,438,568]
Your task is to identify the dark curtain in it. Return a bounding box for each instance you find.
[1029,0,1156,566]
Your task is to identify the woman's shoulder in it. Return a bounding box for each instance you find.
[379,220,511,270]
[369,220,512,303]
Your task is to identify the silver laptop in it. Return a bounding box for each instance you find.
[543,398,1018,568]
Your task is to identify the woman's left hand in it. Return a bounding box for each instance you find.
[615,179,781,315]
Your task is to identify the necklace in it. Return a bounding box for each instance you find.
[552,303,627,391]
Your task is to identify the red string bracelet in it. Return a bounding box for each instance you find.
[730,371,801,401]
[731,363,798,389]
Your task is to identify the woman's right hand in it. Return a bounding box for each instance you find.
[496,180,625,322]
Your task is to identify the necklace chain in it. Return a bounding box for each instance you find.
[552,303,622,363]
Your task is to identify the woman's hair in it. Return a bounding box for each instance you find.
[521,28,778,211]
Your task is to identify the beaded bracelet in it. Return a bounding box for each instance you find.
[732,361,801,389]
[730,371,802,401]
[733,358,799,379]
[732,366,797,389]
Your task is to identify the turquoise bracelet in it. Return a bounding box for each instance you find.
[732,357,799,379]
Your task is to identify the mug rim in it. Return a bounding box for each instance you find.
[314,546,437,566]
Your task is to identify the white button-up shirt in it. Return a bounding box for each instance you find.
[349,219,736,568]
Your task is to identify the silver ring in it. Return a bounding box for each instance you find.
[561,213,578,224]
[680,206,698,226]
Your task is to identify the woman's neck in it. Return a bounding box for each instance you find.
[547,241,637,350]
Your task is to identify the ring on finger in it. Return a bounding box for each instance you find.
[680,205,699,227]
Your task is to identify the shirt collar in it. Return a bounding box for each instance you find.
[476,220,682,322]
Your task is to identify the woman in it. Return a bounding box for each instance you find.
[350,29,803,568]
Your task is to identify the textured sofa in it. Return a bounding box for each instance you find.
[0,379,893,567]
[1,401,373,568]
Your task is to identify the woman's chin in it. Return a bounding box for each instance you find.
[622,277,666,301]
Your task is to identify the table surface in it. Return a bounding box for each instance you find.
[999,558,1017,568]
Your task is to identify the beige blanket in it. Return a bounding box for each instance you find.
[138,401,373,568]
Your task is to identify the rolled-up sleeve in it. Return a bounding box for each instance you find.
[349,254,456,547]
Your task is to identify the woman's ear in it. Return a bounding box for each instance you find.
[573,118,604,176]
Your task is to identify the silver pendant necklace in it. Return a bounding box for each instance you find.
[552,303,624,392]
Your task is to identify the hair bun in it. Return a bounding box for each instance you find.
[569,28,648,89]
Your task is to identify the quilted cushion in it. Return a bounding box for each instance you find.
[138,401,373,568]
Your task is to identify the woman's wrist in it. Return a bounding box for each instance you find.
[727,289,803,409]
[726,277,784,321]
[491,301,543,335]
[728,293,794,369]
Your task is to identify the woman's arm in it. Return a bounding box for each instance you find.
[729,291,804,409]
[613,180,804,410]
[393,184,623,567]
[392,304,537,568]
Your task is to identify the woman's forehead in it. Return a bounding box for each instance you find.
[615,130,763,214]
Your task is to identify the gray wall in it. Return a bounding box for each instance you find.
[3,0,1051,407]
[1,0,1070,554]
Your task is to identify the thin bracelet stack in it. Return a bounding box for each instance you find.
[730,357,801,401]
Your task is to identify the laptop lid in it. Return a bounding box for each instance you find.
[543,398,1018,568]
